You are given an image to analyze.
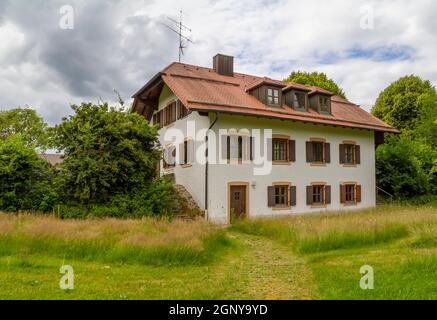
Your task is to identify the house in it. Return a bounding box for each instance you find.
[132,54,398,224]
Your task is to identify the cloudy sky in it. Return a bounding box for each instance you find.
[0,0,436,125]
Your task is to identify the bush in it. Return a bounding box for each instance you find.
[0,135,56,212]
[55,179,185,219]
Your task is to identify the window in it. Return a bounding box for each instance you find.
[267,88,280,106]
[345,184,355,202]
[340,143,360,165]
[340,183,361,204]
[275,186,288,206]
[293,92,306,110]
[177,102,189,119]
[307,184,331,206]
[273,139,288,161]
[345,144,354,164]
[312,185,324,204]
[319,96,330,113]
[306,140,330,164]
[163,146,176,169]
[313,142,324,162]
[223,133,251,164]
[268,184,296,208]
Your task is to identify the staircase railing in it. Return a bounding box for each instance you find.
[376,186,394,202]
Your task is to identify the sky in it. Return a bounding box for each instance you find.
[0,0,436,125]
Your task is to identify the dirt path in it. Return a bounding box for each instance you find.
[214,232,319,299]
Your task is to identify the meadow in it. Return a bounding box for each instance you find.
[1,204,436,300]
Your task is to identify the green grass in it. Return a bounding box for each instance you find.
[1,204,437,299]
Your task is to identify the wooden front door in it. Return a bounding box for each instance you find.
[230,185,247,222]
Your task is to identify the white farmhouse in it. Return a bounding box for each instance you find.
[132,54,398,224]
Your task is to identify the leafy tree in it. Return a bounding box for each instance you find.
[284,71,346,98]
[0,134,55,211]
[54,103,161,204]
[376,136,431,198]
[371,75,436,130]
[0,108,49,149]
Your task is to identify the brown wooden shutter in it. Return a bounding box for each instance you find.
[340,184,346,203]
[179,143,184,165]
[324,143,331,163]
[356,185,362,203]
[355,145,361,164]
[306,142,313,162]
[221,135,228,161]
[250,136,254,161]
[339,144,345,164]
[291,186,297,206]
[306,186,313,205]
[289,140,296,162]
[268,186,275,207]
[325,185,331,204]
[266,138,273,161]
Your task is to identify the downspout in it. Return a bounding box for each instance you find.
[205,112,219,222]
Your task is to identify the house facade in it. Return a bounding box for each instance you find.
[132,54,398,224]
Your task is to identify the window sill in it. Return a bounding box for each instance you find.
[181,164,192,168]
[342,163,357,167]
[273,161,291,166]
[310,162,327,167]
[272,206,292,211]
[311,204,327,209]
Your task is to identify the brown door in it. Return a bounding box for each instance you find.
[230,185,247,222]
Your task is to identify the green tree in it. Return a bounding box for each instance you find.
[371,75,436,130]
[0,134,55,211]
[376,136,431,198]
[54,103,161,204]
[0,108,49,149]
[284,71,346,99]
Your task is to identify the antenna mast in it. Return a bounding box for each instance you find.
[163,10,194,62]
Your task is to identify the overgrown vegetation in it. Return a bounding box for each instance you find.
[2,205,437,299]
[0,104,188,218]
[372,76,437,199]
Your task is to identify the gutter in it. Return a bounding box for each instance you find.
[205,112,219,221]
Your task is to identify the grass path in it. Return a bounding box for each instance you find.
[216,232,319,299]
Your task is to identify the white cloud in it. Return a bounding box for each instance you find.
[0,0,436,124]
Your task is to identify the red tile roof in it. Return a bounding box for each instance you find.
[135,62,398,133]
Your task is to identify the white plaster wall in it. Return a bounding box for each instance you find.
[206,114,376,224]
[156,85,210,210]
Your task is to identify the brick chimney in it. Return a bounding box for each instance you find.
[213,54,234,76]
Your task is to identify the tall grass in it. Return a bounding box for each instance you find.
[232,205,437,253]
[0,213,233,266]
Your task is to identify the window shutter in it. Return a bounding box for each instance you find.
[250,136,254,161]
[266,138,272,162]
[179,143,184,165]
[306,186,313,205]
[291,186,297,206]
[325,185,331,204]
[306,142,313,162]
[356,185,362,203]
[324,143,331,163]
[339,144,345,164]
[267,186,275,207]
[242,136,250,161]
[187,140,194,164]
[221,135,228,161]
[340,184,346,203]
[289,140,296,162]
[355,145,361,164]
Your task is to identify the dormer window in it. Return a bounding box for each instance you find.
[267,88,280,106]
[319,96,330,113]
[292,91,307,111]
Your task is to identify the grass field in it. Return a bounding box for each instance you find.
[1,204,436,300]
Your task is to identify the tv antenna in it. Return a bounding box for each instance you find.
[162,10,194,62]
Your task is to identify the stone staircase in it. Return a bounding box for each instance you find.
[174,184,204,218]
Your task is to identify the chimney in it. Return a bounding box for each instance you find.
[213,54,234,76]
